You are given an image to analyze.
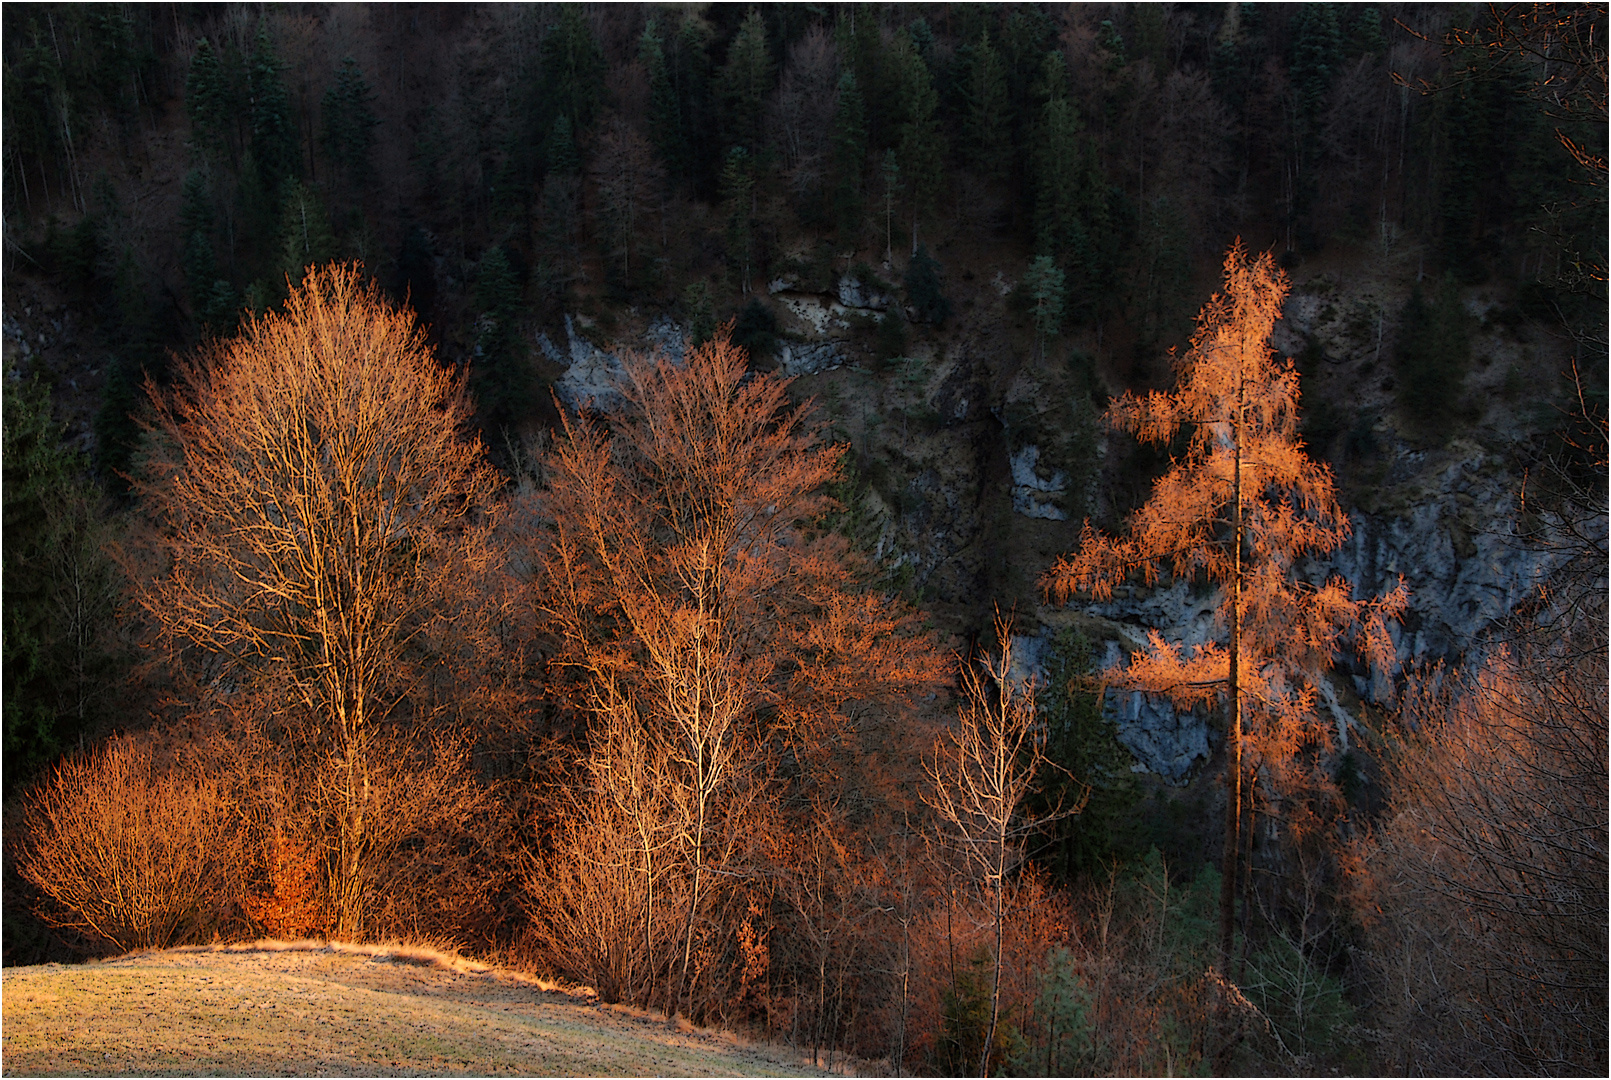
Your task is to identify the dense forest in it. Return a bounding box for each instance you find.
[2,3,1606,1075]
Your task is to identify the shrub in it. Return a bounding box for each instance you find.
[13,734,242,953]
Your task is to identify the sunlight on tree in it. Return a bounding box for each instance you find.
[123,264,503,939]
[1041,241,1406,965]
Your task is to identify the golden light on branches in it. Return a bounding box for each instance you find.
[124,263,502,939]
[1042,241,1406,965]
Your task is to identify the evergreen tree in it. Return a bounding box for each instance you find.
[320,57,379,196]
[831,69,867,241]
[1032,629,1141,882]
[718,8,774,158]
[962,29,1011,179]
[640,19,687,177]
[3,379,122,794]
[247,23,297,199]
[539,4,606,137]
[179,169,218,315]
[890,31,945,254]
[671,14,717,194]
[185,38,235,165]
[880,149,902,262]
[905,244,951,325]
[472,244,530,430]
[1024,254,1066,359]
[721,146,757,293]
[278,179,336,287]
[1394,277,1470,433]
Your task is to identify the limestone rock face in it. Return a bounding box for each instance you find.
[550,315,688,414]
[837,275,892,311]
[1022,444,1579,784]
[778,341,846,377]
[1009,445,1069,520]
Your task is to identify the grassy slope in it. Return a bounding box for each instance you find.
[0,942,828,1077]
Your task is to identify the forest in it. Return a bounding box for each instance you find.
[1,3,1606,1076]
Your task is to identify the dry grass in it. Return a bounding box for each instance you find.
[0,941,832,1077]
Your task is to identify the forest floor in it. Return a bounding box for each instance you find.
[0,941,834,1077]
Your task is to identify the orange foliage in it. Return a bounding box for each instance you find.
[123,264,507,939]
[528,325,943,1020]
[243,827,323,940]
[1041,241,1405,959]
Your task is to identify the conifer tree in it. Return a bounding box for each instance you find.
[831,69,867,241]
[1042,243,1405,965]
[185,39,235,165]
[718,8,774,158]
[1394,277,1470,433]
[539,4,605,137]
[320,57,379,197]
[1024,255,1065,360]
[891,31,944,255]
[962,29,1010,179]
[640,19,686,177]
[247,24,296,198]
[720,147,756,293]
[179,170,218,316]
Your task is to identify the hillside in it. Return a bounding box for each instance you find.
[0,942,832,1077]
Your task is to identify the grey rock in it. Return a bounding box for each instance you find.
[778,341,846,377]
[1009,445,1069,520]
[837,275,891,311]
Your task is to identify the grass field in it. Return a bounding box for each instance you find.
[1,941,832,1077]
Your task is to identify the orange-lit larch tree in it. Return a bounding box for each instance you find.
[531,325,943,1017]
[1041,242,1405,965]
[124,264,504,939]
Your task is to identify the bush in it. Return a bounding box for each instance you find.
[13,734,243,953]
[905,245,951,325]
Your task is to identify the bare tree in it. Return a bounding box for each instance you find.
[123,264,503,940]
[924,615,1080,1078]
[532,326,942,1019]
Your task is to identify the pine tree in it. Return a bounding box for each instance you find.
[1042,243,1406,965]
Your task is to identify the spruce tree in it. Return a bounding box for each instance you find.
[891,31,945,254]
[539,4,605,137]
[718,9,773,158]
[321,57,379,195]
[962,29,1011,179]
[640,19,686,177]
[185,39,234,165]
[247,24,296,199]
[831,70,867,242]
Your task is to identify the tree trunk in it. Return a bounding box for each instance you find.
[1220,379,1245,968]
